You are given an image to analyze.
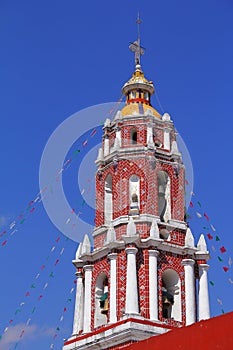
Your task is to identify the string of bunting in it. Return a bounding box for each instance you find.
[8,236,69,349]
[49,283,76,349]
[0,96,123,251]
[185,185,232,314]
[0,235,69,349]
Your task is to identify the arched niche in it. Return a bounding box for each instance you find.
[104,174,112,225]
[162,269,181,322]
[158,171,171,222]
[94,273,108,328]
[129,175,140,215]
[130,128,137,145]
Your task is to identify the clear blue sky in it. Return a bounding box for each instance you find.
[0,1,232,349]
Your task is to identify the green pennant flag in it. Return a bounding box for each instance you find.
[221,309,225,314]
[46,256,50,261]
[32,307,36,314]
[31,284,35,289]
[73,149,80,156]
[15,309,21,315]
[216,235,220,241]
[65,237,69,242]
[197,201,201,207]
[218,256,223,262]
[67,298,72,302]
[203,226,208,230]
[210,281,214,286]
[14,343,19,349]
[50,272,54,278]
[56,327,60,331]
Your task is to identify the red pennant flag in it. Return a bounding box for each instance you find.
[189,201,194,208]
[26,292,30,297]
[30,207,35,213]
[55,259,59,266]
[40,265,46,270]
[0,231,6,237]
[207,233,213,240]
[64,307,67,312]
[73,280,77,284]
[223,266,229,272]
[56,237,61,243]
[20,330,25,338]
[204,213,209,220]
[220,246,226,253]
[185,179,189,185]
[2,240,7,247]
[91,129,97,137]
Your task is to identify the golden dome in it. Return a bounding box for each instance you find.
[121,102,161,119]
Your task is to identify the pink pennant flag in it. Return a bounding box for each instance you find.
[220,246,226,253]
[204,213,210,221]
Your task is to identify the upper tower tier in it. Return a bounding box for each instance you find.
[121,64,161,119]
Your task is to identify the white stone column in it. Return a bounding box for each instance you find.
[109,253,118,323]
[147,124,154,147]
[181,259,196,325]
[164,128,170,150]
[116,129,122,147]
[198,264,210,321]
[148,250,159,320]
[104,136,109,157]
[72,270,84,335]
[83,265,93,333]
[125,247,139,315]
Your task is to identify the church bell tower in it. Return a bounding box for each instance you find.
[63,20,210,350]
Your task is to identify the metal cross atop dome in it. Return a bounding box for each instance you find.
[129,13,145,66]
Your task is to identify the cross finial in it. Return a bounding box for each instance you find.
[129,13,145,67]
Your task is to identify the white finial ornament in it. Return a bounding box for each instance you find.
[150,220,160,238]
[127,217,137,236]
[197,234,207,252]
[185,227,195,248]
[81,234,91,255]
[75,242,83,259]
[105,223,116,245]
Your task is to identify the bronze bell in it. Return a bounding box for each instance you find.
[163,296,172,309]
[101,298,108,314]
